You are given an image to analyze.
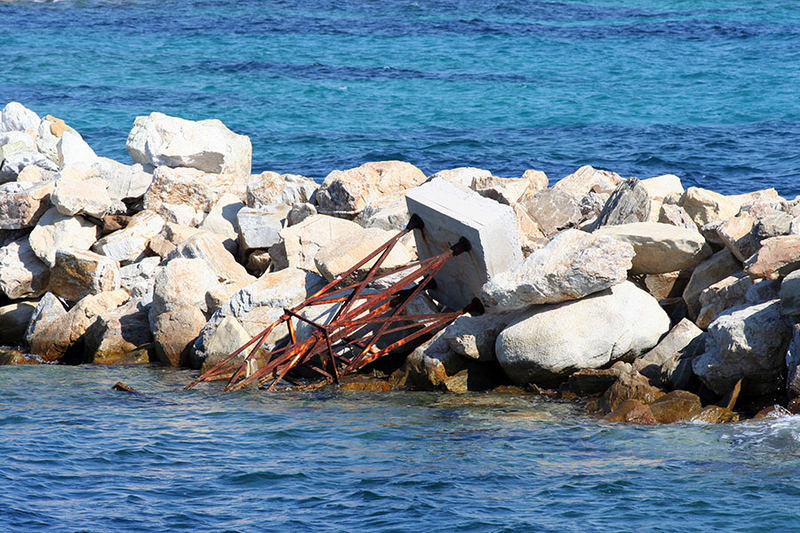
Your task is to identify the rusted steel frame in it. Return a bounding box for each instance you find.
[329,310,462,329]
[226,334,319,392]
[224,321,293,389]
[323,326,339,383]
[287,316,298,344]
[185,319,281,389]
[266,335,323,391]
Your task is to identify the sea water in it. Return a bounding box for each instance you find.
[3,1,800,531]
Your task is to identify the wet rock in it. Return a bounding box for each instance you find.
[272,214,363,272]
[0,302,36,345]
[0,349,41,366]
[28,207,99,267]
[245,172,318,211]
[496,282,670,386]
[0,237,49,299]
[0,102,41,133]
[0,181,54,230]
[567,368,621,396]
[93,210,165,264]
[594,222,711,275]
[601,371,665,413]
[693,299,792,397]
[648,390,702,423]
[442,312,516,362]
[481,229,633,312]
[785,324,800,398]
[85,299,153,365]
[127,111,252,175]
[48,249,121,302]
[316,161,426,215]
[339,378,393,392]
[91,157,153,201]
[593,178,651,227]
[314,227,414,283]
[199,193,244,253]
[603,399,657,425]
[236,207,282,252]
[389,330,466,390]
[686,405,739,423]
[520,187,581,236]
[682,248,742,319]
[753,405,792,419]
[744,235,800,280]
[407,178,522,309]
[551,165,623,200]
[633,318,704,385]
[143,166,245,227]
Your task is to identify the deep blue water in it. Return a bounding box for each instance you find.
[4,1,800,531]
[3,365,800,532]
[2,0,800,195]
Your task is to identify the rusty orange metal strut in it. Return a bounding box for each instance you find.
[186,215,478,392]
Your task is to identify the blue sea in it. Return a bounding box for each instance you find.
[3,1,800,531]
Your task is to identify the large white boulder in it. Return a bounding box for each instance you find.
[246,172,318,211]
[481,229,633,311]
[126,111,252,176]
[0,237,49,299]
[495,281,670,385]
[56,130,98,168]
[272,214,363,272]
[91,157,154,201]
[93,210,165,264]
[28,207,99,267]
[51,167,113,218]
[316,161,426,214]
[0,102,40,133]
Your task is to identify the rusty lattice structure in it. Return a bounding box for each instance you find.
[186,215,479,393]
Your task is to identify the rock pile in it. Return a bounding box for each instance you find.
[3,100,799,423]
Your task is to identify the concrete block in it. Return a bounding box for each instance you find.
[405,177,522,310]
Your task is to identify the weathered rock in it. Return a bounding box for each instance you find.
[199,193,244,253]
[236,207,282,252]
[151,257,220,316]
[496,282,670,386]
[51,169,113,218]
[785,324,800,398]
[245,249,271,276]
[682,248,742,319]
[658,203,697,230]
[716,213,760,262]
[648,390,702,423]
[119,256,161,306]
[756,212,793,239]
[57,130,98,168]
[273,214,363,272]
[471,175,529,205]
[0,302,36,345]
[593,178,651,227]
[167,231,254,286]
[151,307,208,367]
[512,203,546,256]
[745,278,780,304]
[603,399,657,425]
[696,274,753,329]
[693,299,792,396]
[520,169,549,193]
[287,202,318,227]
[0,237,49,299]
[0,149,58,181]
[199,316,252,374]
[0,102,40,133]
[91,157,153,201]
[482,229,632,311]
[644,271,686,301]
[406,178,523,310]
[442,312,516,362]
[316,161,426,214]
[0,181,54,229]
[686,405,739,423]
[24,292,66,347]
[389,330,466,391]
[594,222,711,275]
[314,227,414,283]
[29,289,129,361]
[143,166,245,226]
[339,378,393,392]
[28,207,99,267]
[35,115,68,163]
[520,188,581,236]
[680,187,740,227]
[780,270,800,317]
[744,235,800,280]
[93,210,165,264]
[127,111,252,175]
[551,165,623,200]
[246,172,318,211]
[49,249,121,302]
[567,368,621,396]
[427,167,491,189]
[640,174,684,201]
[633,318,704,385]
[15,165,56,184]
[601,371,665,413]
[354,195,408,231]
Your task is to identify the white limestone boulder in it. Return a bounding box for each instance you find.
[495,281,670,385]
[119,256,161,306]
[56,130,98,168]
[246,172,318,211]
[316,161,426,214]
[91,157,153,201]
[481,229,633,312]
[126,111,252,176]
[199,193,244,253]
[28,207,99,267]
[93,210,165,264]
[271,214,363,272]
[49,248,121,302]
[314,227,414,283]
[594,222,712,274]
[237,207,282,252]
[51,167,113,218]
[0,237,49,299]
[0,102,40,133]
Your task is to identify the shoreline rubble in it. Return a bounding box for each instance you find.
[1,100,799,424]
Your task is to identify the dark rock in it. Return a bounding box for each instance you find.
[603,399,657,425]
[686,405,739,423]
[648,390,702,423]
[600,371,665,414]
[593,178,651,228]
[567,368,620,396]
